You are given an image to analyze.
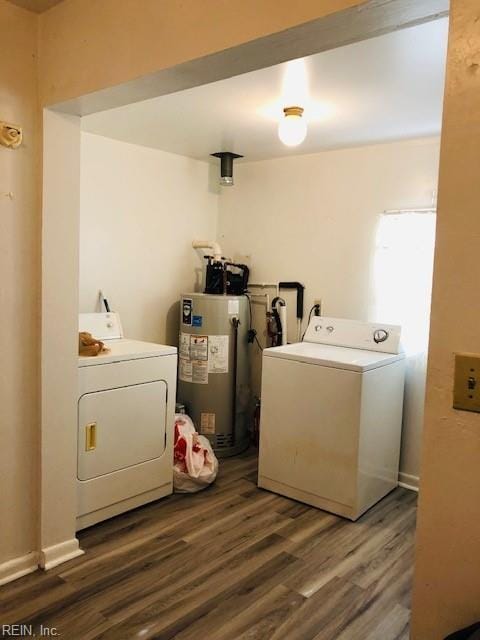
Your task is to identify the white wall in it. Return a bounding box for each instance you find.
[41,110,84,570]
[79,133,218,344]
[218,137,441,484]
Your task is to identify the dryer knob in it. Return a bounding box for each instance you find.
[107,322,113,328]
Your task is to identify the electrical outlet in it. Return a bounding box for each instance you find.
[313,299,322,315]
[453,353,480,412]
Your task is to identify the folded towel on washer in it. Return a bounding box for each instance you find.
[79,332,109,357]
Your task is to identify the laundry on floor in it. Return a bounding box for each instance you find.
[173,412,218,493]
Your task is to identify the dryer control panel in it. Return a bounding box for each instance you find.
[303,317,402,354]
[79,313,123,340]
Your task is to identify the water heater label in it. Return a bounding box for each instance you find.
[179,333,190,359]
[179,358,192,382]
[200,412,216,434]
[192,315,203,327]
[179,358,208,384]
[228,300,240,315]
[178,332,229,383]
[192,360,208,384]
[182,299,192,325]
[208,335,229,373]
[190,335,208,360]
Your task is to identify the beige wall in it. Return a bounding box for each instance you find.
[37,0,362,107]
[218,138,440,485]
[79,132,218,344]
[412,3,480,638]
[0,0,39,569]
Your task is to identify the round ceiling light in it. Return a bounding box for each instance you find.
[278,106,307,147]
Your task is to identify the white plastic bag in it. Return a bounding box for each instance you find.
[173,414,218,493]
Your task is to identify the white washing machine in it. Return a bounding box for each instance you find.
[77,313,177,530]
[258,317,405,521]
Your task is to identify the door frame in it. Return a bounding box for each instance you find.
[40,0,449,567]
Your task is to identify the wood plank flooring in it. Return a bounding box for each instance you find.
[0,450,417,639]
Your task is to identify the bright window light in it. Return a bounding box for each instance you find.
[373,212,436,355]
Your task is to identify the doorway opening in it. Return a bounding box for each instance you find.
[39,3,449,636]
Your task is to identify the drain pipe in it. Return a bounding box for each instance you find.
[279,281,305,341]
[192,240,223,262]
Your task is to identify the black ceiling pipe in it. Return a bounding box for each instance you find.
[211,151,243,186]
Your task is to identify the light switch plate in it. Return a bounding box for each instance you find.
[453,353,480,412]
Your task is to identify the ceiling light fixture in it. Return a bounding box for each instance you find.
[278,106,307,147]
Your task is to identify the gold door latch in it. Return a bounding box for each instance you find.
[85,422,97,451]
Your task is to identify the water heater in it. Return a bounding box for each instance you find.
[177,293,250,457]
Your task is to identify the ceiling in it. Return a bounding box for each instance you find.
[82,18,448,163]
[7,0,63,12]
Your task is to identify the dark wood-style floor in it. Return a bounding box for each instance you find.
[0,450,417,639]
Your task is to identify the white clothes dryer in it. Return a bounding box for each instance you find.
[77,313,177,530]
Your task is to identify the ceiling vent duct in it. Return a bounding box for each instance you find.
[211,151,243,186]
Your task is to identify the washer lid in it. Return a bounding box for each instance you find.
[263,342,404,372]
[79,339,177,367]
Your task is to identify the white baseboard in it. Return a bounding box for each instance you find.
[0,552,39,586]
[399,471,419,492]
[39,538,84,571]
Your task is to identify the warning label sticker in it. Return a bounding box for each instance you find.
[190,335,208,361]
[200,412,216,434]
[192,360,208,384]
[179,357,193,382]
[178,333,229,384]
[179,333,190,359]
[208,335,229,373]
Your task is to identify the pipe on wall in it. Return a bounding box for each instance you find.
[192,239,223,261]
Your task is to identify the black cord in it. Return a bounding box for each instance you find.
[246,292,253,327]
[253,333,263,351]
[246,293,263,351]
[301,304,320,341]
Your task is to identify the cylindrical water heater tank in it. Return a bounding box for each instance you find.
[177,293,250,457]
